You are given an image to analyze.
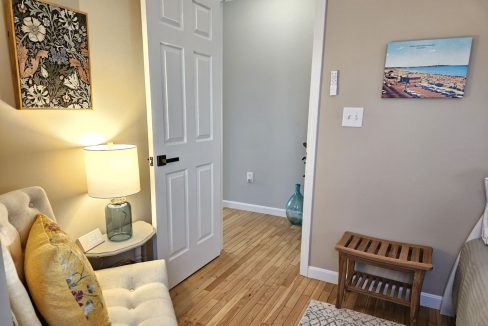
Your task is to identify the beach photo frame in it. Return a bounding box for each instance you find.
[7,0,92,110]
[382,37,473,99]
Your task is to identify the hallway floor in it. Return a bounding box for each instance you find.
[170,208,453,325]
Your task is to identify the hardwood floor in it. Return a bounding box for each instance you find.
[170,208,454,325]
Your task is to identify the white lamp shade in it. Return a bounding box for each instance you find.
[84,144,141,199]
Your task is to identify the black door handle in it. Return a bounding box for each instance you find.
[157,155,180,166]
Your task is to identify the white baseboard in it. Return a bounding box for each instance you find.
[419,292,442,311]
[305,266,442,310]
[223,200,286,217]
[307,266,338,284]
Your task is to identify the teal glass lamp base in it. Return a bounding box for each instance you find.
[105,198,133,242]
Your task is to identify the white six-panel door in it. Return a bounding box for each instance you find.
[141,0,222,288]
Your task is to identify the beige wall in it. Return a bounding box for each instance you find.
[311,0,488,295]
[0,0,151,239]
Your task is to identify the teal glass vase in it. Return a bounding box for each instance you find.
[286,184,303,226]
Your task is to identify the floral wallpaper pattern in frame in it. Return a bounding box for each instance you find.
[7,0,92,110]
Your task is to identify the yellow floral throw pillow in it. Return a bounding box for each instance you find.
[25,214,110,326]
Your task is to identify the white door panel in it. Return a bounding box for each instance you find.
[195,52,213,140]
[196,163,214,242]
[161,0,183,28]
[193,1,212,39]
[161,43,187,144]
[166,169,189,259]
[142,0,222,288]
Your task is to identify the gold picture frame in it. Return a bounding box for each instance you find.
[7,0,93,110]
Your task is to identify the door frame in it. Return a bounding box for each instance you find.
[140,0,326,274]
[300,0,327,277]
[140,0,157,240]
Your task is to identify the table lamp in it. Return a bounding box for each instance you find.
[84,143,140,242]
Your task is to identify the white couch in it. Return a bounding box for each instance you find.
[0,187,178,326]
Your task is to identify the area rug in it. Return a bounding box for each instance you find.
[298,300,403,326]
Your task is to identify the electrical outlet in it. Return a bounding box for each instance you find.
[246,172,254,183]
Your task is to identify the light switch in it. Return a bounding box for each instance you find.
[342,107,364,128]
[330,70,339,96]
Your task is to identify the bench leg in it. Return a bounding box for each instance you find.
[347,260,356,280]
[409,270,425,326]
[336,253,347,309]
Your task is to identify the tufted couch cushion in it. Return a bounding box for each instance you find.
[95,259,177,326]
[0,187,55,280]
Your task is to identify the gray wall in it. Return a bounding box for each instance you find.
[311,0,488,295]
[223,0,315,209]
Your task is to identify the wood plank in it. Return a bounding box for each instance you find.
[179,299,219,325]
[217,281,266,325]
[287,295,311,325]
[357,238,370,252]
[392,283,399,298]
[303,279,320,297]
[336,232,351,248]
[377,241,389,257]
[318,282,334,303]
[367,240,380,254]
[388,244,399,258]
[248,285,288,326]
[339,246,433,270]
[399,245,410,261]
[351,273,361,287]
[341,231,432,253]
[261,276,307,324]
[423,247,433,264]
[348,283,410,307]
[237,284,277,325]
[344,291,358,309]
[337,232,433,270]
[412,247,421,263]
[347,235,361,250]
[357,273,368,289]
[309,281,326,300]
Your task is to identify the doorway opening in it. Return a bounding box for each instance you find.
[141,0,326,289]
[221,0,326,279]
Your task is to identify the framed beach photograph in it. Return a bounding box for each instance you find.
[7,0,92,110]
[382,37,473,99]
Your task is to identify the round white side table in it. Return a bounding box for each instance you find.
[85,221,155,262]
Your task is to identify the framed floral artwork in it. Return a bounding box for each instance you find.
[7,0,92,109]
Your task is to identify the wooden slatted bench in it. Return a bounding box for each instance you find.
[335,231,433,326]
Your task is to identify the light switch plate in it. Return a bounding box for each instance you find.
[76,228,104,252]
[330,70,339,96]
[342,107,364,127]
